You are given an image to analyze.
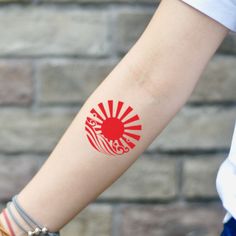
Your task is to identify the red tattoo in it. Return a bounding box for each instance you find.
[85,100,142,156]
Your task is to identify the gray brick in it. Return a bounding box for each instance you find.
[0,155,46,201]
[0,60,33,105]
[37,59,117,104]
[99,155,177,200]
[114,10,236,54]
[114,9,154,53]
[0,7,109,56]
[0,0,29,5]
[120,203,224,236]
[61,204,112,236]
[190,55,236,102]
[0,0,29,3]
[148,106,236,151]
[182,155,225,199]
[0,204,4,211]
[0,109,76,153]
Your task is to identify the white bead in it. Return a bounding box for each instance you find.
[42,227,48,234]
[28,231,34,236]
[34,227,41,235]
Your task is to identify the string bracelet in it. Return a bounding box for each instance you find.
[11,195,60,236]
[2,209,15,236]
[6,202,28,235]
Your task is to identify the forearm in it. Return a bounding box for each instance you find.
[0,0,228,235]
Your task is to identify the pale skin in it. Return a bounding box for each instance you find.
[0,0,229,235]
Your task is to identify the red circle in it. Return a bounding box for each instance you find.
[101,117,124,140]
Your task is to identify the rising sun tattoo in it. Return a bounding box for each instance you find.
[85,100,142,156]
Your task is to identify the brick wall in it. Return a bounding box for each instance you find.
[0,0,235,235]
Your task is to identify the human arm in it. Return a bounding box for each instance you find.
[0,0,228,235]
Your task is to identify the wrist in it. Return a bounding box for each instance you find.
[0,204,29,236]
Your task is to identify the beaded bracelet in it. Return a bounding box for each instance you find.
[6,202,28,235]
[11,195,60,236]
[2,209,15,236]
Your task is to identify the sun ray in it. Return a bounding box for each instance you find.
[108,100,113,118]
[123,115,140,125]
[124,125,142,130]
[90,108,104,122]
[98,102,108,119]
[121,137,135,149]
[123,132,141,141]
[120,106,133,121]
[115,101,124,118]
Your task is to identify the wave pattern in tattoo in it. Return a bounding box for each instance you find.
[85,100,142,156]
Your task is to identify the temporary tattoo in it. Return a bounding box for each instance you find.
[85,100,142,156]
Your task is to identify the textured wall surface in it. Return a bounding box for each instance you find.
[0,0,236,235]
